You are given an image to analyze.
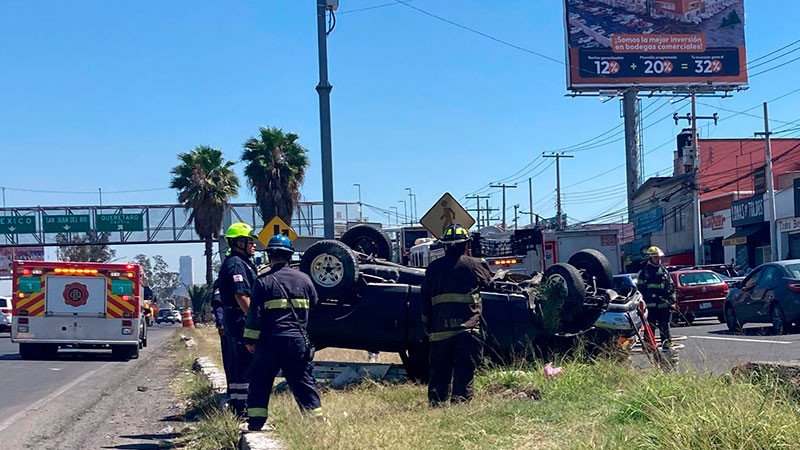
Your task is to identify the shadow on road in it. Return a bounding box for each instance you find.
[709,326,783,337]
[0,350,117,362]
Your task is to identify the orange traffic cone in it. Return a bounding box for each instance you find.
[181,309,195,328]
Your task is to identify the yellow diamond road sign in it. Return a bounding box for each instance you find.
[420,192,475,239]
[258,216,298,247]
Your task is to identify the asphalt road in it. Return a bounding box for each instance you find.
[657,318,800,374]
[0,323,179,442]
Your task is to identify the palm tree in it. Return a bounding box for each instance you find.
[242,127,309,225]
[185,284,212,322]
[170,146,239,285]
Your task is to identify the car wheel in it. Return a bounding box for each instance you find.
[567,249,613,290]
[340,225,393,260]
[717,314,725,324]
[543,263,586,327]
[300,240,360,299]
[772,303,788,335]
[725,304,742,333]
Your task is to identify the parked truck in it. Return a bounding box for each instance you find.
[11,261,146,360]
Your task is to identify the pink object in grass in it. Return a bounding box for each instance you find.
[544,362,563,377]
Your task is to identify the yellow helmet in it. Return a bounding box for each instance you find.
[225,222,255,240]
[646,246,664,257]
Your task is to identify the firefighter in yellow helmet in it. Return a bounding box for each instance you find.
[217,223,258,415]
[421,224,493,406]
[637,246,676,349]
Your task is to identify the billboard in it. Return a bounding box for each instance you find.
[564,0,748,90]
[0,246,45,277]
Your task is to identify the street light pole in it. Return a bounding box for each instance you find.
[390,206,399,226]
[316,0,335,238]
[411,194,417,224]
[399,200,408,226]
[405,188,414,223]
[353,183,362,222]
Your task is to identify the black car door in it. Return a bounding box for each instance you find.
[752,266,780,320]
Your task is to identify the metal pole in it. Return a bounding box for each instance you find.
[405,188,413,223]
[543,153,573,231]
[691,93,704,265]
[99,188,103,207]
[316,0,335,239]
[399,200,407,226]
[528,177,534,226]
[623,89,642,223]
[514,204,519,230]
[2,187,5,208]
[763,102,779,261]
[354,184,362,222]
[391,206,399,226]
[412,194,418,223]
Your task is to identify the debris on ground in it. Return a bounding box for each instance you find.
[544,362,564,377]
[137,385,149,392]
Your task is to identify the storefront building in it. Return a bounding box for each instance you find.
[724,195,771,270]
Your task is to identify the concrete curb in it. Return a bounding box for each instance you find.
[190,356,286,450]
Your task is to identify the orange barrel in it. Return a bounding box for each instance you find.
[181,309,195,328]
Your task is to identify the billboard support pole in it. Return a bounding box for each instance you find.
[623,89,642,224]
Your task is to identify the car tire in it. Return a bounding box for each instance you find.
[772,303,788,336]
[717,314,725,324]
[340,225,393,260]
[567,249,613,290]
[543,263,586,323]
[300,240,360,299]
[725,304,742,333]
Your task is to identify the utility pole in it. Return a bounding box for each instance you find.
[543,152,574,231]
[399,200,408,226]
[466,194,490,229]
[484,200,499,227]
[756,102,779,261]
[489,183,517,229]
[353,184,362,222]
[513,204,520,230]
[528,177,535,226]
[316,0,336,238]
[674,94,718,265]
[623,89,642,223]
[2,187,5,208]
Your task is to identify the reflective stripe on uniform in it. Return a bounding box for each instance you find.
[248,407,268,418]
[306,407,324,417]
[229,383,249,389]
[646,283,665,289]
[265,298,310,310]
[230,393,249,400]
[429,328,480,342]
[431,293,480,306]
[243,328,261,339]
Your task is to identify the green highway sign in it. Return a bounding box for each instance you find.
[0,216,36,234]
[43,215,91,233]
[96,213,144,232]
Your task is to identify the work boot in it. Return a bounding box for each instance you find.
[661,339,673,350]
[241,421,274,432]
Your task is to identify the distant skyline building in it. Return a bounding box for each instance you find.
[178,255,194,296]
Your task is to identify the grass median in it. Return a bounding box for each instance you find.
[171,327,240,450]
[185,327,800,450]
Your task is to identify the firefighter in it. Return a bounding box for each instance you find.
[421,224,493,406]
[637,246,676,349]
[217,223,258,415]
[210,274,236,405]
[243,234,323,431]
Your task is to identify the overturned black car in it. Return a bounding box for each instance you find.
[300,226,645,379]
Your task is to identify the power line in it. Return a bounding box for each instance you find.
[339,0,417,15]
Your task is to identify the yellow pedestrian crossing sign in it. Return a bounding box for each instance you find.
[258,216,298,247]
[420,193,475,239]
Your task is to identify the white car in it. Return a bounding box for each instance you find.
[0,297,12,333]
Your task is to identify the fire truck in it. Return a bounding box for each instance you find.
[11,260,146,360]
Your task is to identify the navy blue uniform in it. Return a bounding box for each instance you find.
[217,251,257,414]
[637,262,676,348]
[244,263,322,427]
[210,279,236,400]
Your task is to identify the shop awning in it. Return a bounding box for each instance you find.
[723,223,767,247]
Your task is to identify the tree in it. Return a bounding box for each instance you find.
[242,127,309,225]
[170,146,239,286]
[132,254,181,304]
[186,284,212,322]
[56,231,116,262]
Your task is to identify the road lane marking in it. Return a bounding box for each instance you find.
[0,362,109,433]
[691,336,792,345]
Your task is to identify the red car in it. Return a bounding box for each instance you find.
[670,270,729,324]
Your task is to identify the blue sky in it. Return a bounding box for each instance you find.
[1,1,799,289]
